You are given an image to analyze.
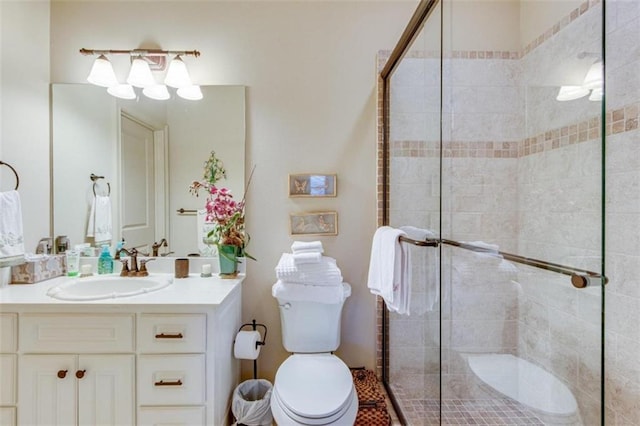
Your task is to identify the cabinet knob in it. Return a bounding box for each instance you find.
[57,369,68,379]
[75,369,86,379]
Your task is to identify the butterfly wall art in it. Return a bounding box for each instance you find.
[288,174,337,197]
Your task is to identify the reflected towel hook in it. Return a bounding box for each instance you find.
[90,173,110,196]
[0,161,19,190]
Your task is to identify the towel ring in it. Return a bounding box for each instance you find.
[0,161,19,190]
[90,173,111,197]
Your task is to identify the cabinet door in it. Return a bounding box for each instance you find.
[78,354,135,426]
[19,354,76,426]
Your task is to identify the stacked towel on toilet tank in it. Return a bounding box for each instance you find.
[272,241,345,304]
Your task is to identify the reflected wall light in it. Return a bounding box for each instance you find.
[556,59,603,102]
[80,48,202,101]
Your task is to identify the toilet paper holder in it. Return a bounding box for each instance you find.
[238,319,267,379]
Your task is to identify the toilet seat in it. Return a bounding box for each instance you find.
[272,354,356,424]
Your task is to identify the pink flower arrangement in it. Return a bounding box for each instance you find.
[189,151,255,259]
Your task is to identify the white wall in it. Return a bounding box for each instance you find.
[48,0,417,379]
[0,1,50,285]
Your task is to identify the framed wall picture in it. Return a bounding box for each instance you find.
[288,173,337,197]
[289,211,338,236]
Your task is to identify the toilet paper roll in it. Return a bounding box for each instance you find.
[234,330,261,360]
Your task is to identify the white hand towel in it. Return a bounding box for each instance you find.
[87,195,113,243]
[0,190,25,259]
[275,253,343,285]
[367,226,411,315]
[291,240,324,254]
[401,226,439,313]
[272,280,347,304]
[293,251,322,265]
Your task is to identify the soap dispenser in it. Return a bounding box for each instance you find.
[97,245,114,274]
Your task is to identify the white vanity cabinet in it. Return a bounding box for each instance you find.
[0,276,242,426]
[19,354,134,425]
[137,314,207,424]
[0,313,17,426]
[17,314,136,425]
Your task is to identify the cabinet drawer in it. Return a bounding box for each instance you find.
[0,313,17,352]
[0,354,16,404]
[138,354,205,405]
[19,314,134,353]
[138,406,205,426]
[138,314,206,353]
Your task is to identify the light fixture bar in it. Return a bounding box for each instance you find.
[80,48,200,58]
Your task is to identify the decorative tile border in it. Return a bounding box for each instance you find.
[387,100,639,160]
[522,0,601,57]
[391,140,519,159]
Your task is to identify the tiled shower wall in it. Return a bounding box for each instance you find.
[381,0,640,424]
[602,1,640,424]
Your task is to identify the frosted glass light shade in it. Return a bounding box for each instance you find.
[87,54,118,87]
[165,56,192,88]
[107,84,136,100]
[177,85,203,101]
[583,61,603,90]
[127,57,156,88]
[556,85,590,101]
[143,84,170,100]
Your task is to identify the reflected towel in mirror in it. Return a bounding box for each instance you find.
[87,195,112,244]
[0,190,25,259]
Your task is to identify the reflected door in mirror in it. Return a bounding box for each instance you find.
[121,115,156,253]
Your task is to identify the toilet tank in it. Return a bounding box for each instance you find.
[276,283,351,353]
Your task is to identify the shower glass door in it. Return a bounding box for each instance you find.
[384,1,443,424]
[383,0,605,424]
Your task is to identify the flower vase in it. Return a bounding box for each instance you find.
[218,244,239,278]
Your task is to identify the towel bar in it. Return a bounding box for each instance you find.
[0,160,19,190]
[398,235,607,289]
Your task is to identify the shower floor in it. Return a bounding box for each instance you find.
[390,386,544,425]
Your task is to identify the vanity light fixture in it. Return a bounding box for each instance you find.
[80,48,201,101]
[143,84,171,101]
[176,85,204,101]
[86,54,118,87]
[127,56,156,88]
[165,55,192,88]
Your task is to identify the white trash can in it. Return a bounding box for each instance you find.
[231,379,273,426]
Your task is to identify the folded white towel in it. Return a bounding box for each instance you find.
[293,251,322,265]
[367,226,411,315]
[0,190,25,259]
[87,195,113,244]
[275,253,342,285]
[291,240,324,254]
[272,280,348,304]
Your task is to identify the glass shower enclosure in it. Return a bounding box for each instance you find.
[379,1,605,424]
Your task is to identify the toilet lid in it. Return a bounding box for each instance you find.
[275,354,354,419]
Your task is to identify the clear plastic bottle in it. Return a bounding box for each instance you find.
[97,245,114,274]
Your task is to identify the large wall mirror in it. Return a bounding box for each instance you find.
[52,84,246,257]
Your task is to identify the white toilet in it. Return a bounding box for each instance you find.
[271,283,358,425]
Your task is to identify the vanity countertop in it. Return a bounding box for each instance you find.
[0,273,243,309]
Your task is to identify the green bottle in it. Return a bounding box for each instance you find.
[97,245,114,274]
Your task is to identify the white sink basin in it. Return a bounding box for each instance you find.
[47,274,174,301]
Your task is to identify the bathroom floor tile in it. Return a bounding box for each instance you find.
[387,384,544,425]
